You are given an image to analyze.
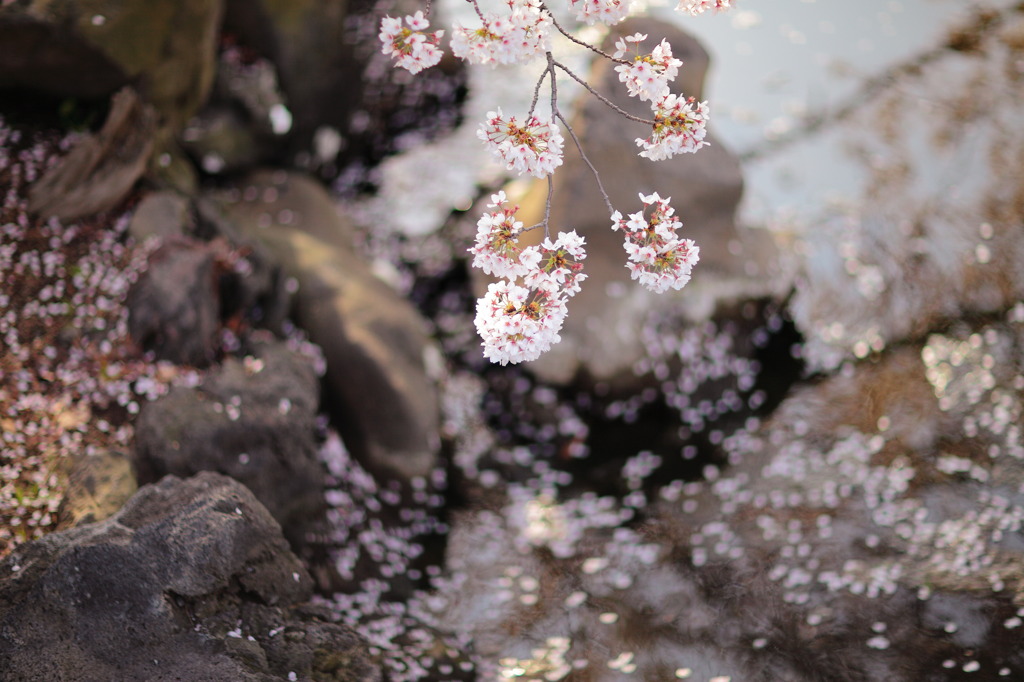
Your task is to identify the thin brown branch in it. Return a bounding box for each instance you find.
[545,7,624,63]
[551,59,654,125]
[555,110,614,217]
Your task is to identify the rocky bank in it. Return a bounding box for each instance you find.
[2,1,1024,682]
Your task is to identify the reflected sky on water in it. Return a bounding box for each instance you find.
[651,0,1017,222]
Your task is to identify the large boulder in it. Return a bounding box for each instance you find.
[133,337,325,543]
[209,170,442,483]
[0,0,224,128]
[0,472,379,681]
[126,190,280,366]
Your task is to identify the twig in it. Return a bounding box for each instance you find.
[556,110,614,217]
[528,67,550,119]
[546,8,624,63]
[465,0,487,25]
[552,59,654,125]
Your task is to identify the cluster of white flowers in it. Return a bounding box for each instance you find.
[378,11,444,75]
[636,94,709,160]
[611,192,700,293]
[469,191,528,278]
[471,192,587,365]
[521,231,588,296]
[478,109,565,179]
[613,33,682,103]
[451,0,553,66]
[475,280,568,365]
[569,0,632,26]
[676,0,732,15]
[378,0,731,363]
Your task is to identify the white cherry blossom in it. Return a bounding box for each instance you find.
[469,191,528,279]
[569,0,632,26]
[378,11,444,74]
[636,95,709,160]
[676,0,733,15]
[520,231,588,296]
[451,0,552,66]
[613,35,682,103]
[474,280,568,365]
[478,110,564,178]
[611,193,700,293]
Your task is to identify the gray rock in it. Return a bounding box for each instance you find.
[0,472,379,682]
[133,337,324,543]
[191,196,283,330]
[211,169,357,245]
[127,236,221,367]
[209,171,442,482]
[149,128,200,195]
[127,199,280,365]
[128,190,193,243]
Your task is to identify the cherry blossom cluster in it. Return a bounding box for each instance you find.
[471,192,587,365]
[613,32,682,103]
[677,0,732,15]
[378,11,444,75]
[478,109,564,178]
[475,281,566,365]
[469,190,528,278]
[377,0,736,362]
[569,0,632,26]
[611,192,700,293]
[636,94,709,160]
[451,0,553,66]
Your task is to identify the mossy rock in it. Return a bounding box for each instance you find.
[0,0,224,128]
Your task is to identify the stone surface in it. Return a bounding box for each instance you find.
[192,195,286,329]
[495,18,781,388]
[0,472,379,681]
[127,189,193,243]
[0,0,224,128]
[126,198,283,366]
[149,128,201,195]
[210,171,442,482]
[127,236,221,367]
[133,337,324,543]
